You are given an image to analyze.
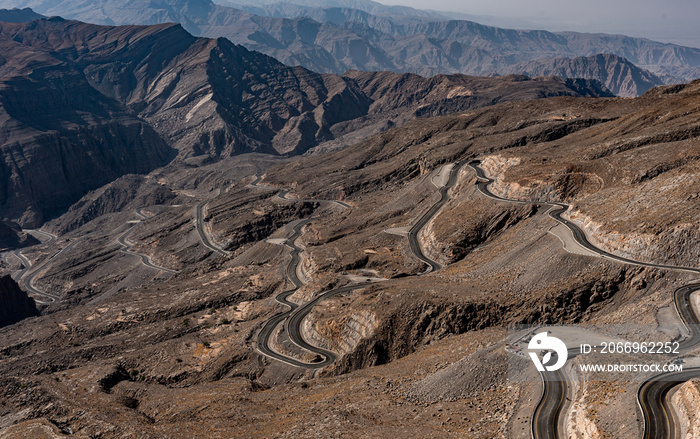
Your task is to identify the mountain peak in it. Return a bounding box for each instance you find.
[0,7,44,22]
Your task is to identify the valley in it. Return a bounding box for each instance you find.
[0,71,699,437]
[0,8,698,439]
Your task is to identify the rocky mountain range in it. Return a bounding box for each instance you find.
[0,16,610,227]
[220,0,445,20]
[0,4,698,438]
[2,0,698,94]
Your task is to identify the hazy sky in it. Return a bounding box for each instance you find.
[379,0,700,48]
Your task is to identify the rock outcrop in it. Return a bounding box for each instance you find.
[672,379,700,439]
[0,220,38,250]
[0,274,38,327]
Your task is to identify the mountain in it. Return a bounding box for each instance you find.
[6,0,699,92]
[0,6,42,21]
[343,70,610,118]
[0,18,176,227]
[0,17,610,226]
[0,275,38,327]
[500,54,666,97]
[216,0,444,20]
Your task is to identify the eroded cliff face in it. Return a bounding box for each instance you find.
[672,379,700,439]
[0,122,173,227]
[566,209,700,268]
[301,309,378,356]
[566,379,604,439]
[479,155,603,203]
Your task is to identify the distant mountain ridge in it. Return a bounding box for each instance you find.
[215,0,444,20]
[2,0,697,95]
[500,54,666,97]
[0,6,41,21]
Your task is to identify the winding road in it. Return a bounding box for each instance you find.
[8,230,76,303]
[407,161,466,273]
[17,238,83,303]
[255,163,462,368]
[638,281,700,439]
[249,175,352,209]
[468,160,700,439]
[195,200,230,257]
[117,210,179,274]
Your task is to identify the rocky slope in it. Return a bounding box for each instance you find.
[0,221,38,250]
[6,0,700,89]
[0,79,698,437]
[501,53,666,97]
[0,20,176,226]
[0,274,38,327]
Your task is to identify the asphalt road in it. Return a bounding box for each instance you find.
[637,368,700,439]
[117,211,179,274]
[18,238,83,302]
[195,201,229,256]
[532,368,566,439]
[256,218,327,368]
[468,161,700,439]
[9,228,57,283]
[638,282,700,439]
[407,161,466,273]
[256,163,463,368]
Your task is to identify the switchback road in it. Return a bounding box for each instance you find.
[256,163,463,368]
[117,210,179,274]
[468,160,700,439]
